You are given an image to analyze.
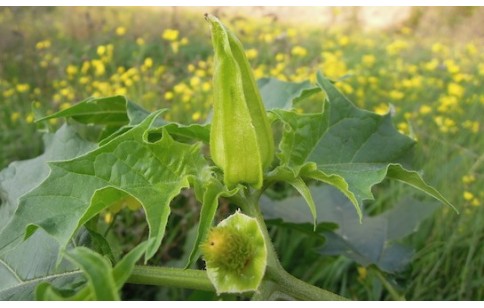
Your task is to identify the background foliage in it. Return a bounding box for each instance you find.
[0,7,482,300]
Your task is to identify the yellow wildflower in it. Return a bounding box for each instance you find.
[115,26,126,36]
[419,105,432,115]
[291,46,308,57]
[16,83,30,93]
[164,91,174,101]
[136,37,145,46]
[246,48,258,60]
[162,29,179,41]
[362,54,376,67]
[463,191,474,201]
[11,112,20,123]
[66,65,78,76]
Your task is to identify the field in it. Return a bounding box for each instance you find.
[0,7,482,300]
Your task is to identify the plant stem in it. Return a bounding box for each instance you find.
[127,266,215,292]
[265,266,347,301]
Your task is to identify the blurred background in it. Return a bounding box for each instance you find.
[0,7,482,300]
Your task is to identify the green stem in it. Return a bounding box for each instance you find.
[373,269,405,300]
[127,266,215,292]
[265,267,347,301]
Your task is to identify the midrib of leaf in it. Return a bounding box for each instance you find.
[0,268,82,293]
[0,258,22,282]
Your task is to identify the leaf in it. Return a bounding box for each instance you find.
[0,124,96,229]
[0,111,208,261]
[36,241,149,301]
[270,72,455,218]
[36,96,129,126]
[258,78,320,111]
[286,177,318,229]
[260,185,440,273]
[0,230,82,300]
[65,247,119,300]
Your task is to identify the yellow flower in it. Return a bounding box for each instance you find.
[115,26,126,36]
[66,65,78,76]
[397,122,409,134]
[419,105,432,115]
[463,120,479,134]
[444,59,460,74]
[162,29,179,41]
[287,28,297,38]
[16,83,30,93]
[164,91,174,101]
[180,37,189,45]
[115,87,127,95]
[361,54,375,67]
[97,45,106,57]
[11,112,20,123]
[291,46,308,57]
[79,76,90,84]
[202,82,211,92]
[190,76,200,87]
[91,59,105,76]
[136,37,145,46]
[373,103,389,115]
[447,82,464,98]
[389,90,404,101]
[143,57,153,68]
[424,59,439,71]
[35,40,51,50]
[338,35,349,46]
[25,113,34,123]
[81,61,90,74]
[386,40,408,55]
[463,191,474,201]
[462,175,475,184]
[192,111,201,121]
[246,48,258,60]
[275,53,285,62]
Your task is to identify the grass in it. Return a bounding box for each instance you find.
[0,7,482,300]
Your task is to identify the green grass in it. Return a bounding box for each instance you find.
[0,7,482,300]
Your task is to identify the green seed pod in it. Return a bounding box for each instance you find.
[206,14,274,189]
[201,211,267,294]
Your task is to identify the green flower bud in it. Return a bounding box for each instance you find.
[206,14,274,189]
[201,211,267,294]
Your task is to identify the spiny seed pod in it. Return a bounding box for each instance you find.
[206,14,274,189]
[201,211,267,294]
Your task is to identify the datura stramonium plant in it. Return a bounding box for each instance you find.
[201,211,267,294]
[206,14,274,189]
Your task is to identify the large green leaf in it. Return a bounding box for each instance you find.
[0,111,207,261]
[0,125,96,229]
[260,185,440,273]
[269,72,455,218]
[0,125,97,300]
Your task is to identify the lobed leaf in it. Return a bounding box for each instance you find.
[0,111,207,262]
[266,72,455,219]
